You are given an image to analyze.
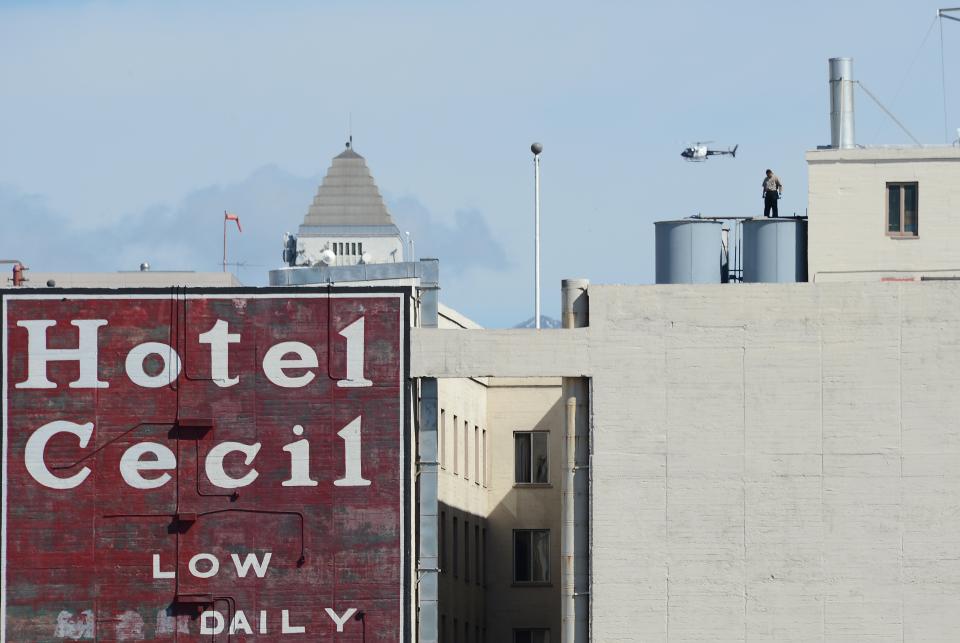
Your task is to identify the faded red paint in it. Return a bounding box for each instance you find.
[2,291,409,642]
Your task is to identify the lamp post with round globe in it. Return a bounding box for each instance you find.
[531,142,543,329]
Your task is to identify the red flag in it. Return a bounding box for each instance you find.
[224,211,242,232]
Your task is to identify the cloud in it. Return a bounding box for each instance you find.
[0,167,508,295]
[388,195,508,275]
[0,167,316,282]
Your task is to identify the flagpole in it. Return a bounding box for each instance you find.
[223,211,227,272]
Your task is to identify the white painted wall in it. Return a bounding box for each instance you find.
[414,281,960,642]
[807,147,960,281]
[297,235,404,266]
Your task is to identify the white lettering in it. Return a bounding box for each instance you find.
[337,317,372,388]
[259,610,267,634]
[282,425,317,487]
[25,420,93,489]
[324,608,357,633]
[200,611,224,635]
[152,553,175,579]
[229,611,253,635]
[120,443,175,490]
[231,552,272,578]
[262,341,317,388]
[16,319,108,389]
[198,319,240,387]
[281,610,305,634]
[334,417,370,487]
[125,342,181,388]
[188,553,219,579]
[204,441,261,489]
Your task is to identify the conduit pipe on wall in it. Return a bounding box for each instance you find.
[417,259,440,643]
[561,279,590,643]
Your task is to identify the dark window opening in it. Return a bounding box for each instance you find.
[515,432,549,484]
[514,529,550,583]
[514,629,551,643]
[886,182,919,237]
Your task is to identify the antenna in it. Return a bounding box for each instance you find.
[938,8,960,141]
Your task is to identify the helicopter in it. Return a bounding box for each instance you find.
[681,142,738,162]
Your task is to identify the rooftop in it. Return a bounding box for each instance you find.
[807,145,960,162]
[300,145,398,230]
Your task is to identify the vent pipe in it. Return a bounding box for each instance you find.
[829,57,855,149]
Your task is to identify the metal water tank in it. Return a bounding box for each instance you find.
[655,219,723,284]
[742,217,808,283]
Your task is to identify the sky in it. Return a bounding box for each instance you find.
[2,1,958,327]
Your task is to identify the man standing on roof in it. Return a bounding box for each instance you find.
[762,169,783,218]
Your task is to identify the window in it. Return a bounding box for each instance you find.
[513,529,550,583]
[464,520,470,583]
[439,511,446,573]
[887,182,919,237]
[463,420,470,481]
[358,242,363,255]
[440,409,446,469]
[453,517,459,577]
[513,629,550,643]
[453,415,459,474]
[474,524,480,585]
[515,432,549,484]
[481,429,487,487]
[474,425,480,486]
[482,528,487,586]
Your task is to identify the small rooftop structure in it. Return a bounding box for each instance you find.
[8,271,241,289]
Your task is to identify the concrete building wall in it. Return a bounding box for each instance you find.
[437,374,489,643]
[485,378,564,643]
[807,147,960,281]
[437,305,490,642]
[413,281,960,642]
[435,306,564,643]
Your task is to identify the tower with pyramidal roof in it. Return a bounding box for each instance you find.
[285,142,405,267]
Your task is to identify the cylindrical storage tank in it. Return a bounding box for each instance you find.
[742,217,808,283]
[655,219,723,284]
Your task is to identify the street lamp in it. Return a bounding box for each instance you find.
[531,142,543,329]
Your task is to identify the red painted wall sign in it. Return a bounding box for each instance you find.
[2,291,409,641]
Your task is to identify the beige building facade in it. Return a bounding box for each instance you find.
[434,304,563,643]
[414,280,960,642]
[808,146,960,282]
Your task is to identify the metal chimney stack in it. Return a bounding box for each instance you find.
[829,57,855,149]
